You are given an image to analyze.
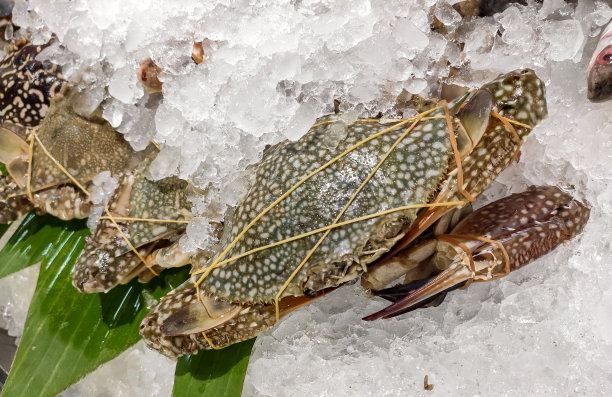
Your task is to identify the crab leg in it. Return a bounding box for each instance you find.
[363,186,590,321]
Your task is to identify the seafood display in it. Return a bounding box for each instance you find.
[0,1,606,395]
[588,20,612,102]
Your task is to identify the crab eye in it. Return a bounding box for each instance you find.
[16,51,28,65]
[604,53,612,63]
[26,60,43,72]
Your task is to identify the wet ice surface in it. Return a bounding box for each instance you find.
[2,0,612,395]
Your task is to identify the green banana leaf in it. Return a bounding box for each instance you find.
[0,213,85,278]
[0,212,254,396]
[0,214,187,396]
[174,339,256,397]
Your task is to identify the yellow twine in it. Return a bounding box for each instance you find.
[213,200,469,269]
[491,110,523,163]
[103,202,159,276]
[442,101,475,203]
[309,115,447,129]
[26,130,35,201]
[201,331,223,350]
[98,215,190,224]
[272,111,429,321]
[29,131,91,198]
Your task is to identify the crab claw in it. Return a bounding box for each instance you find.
[363,259,472,320]
[140,275,334,358]
[364,186,590,321]
[455,88,494,157]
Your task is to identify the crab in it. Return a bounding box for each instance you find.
[135,69,589,359]
[0,80,145,223]
[138,69,551,357]
[72,149,207,293]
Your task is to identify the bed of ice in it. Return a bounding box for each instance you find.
[1,0,612,395]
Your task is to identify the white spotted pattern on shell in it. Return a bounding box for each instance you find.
[0,40,67,127]
[204,114,453,303]
[449,70,547,201]
[453,185,590,270]
[28,87,136,193]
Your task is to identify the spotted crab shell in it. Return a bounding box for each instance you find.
[28,87,138,193]
[0,39,66,128]
[201,113,454,303]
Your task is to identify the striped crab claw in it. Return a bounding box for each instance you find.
[362,186,590,320]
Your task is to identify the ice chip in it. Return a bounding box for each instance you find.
[434,2,461,26]
[542,19,585,62]
[109,66,144,105]
[72,85,105,117]
[89,171,118,205]
[282,98,322,141]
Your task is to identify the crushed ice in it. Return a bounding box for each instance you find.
[1,0,611,395]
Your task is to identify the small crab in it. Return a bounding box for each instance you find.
[0,83,142,223]
[139,69,587,358]
[72,149,210,293]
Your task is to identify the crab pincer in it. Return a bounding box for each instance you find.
[363,186,590,320]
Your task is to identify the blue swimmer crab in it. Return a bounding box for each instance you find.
[0,75,141,223]
[137,69,589,358]
[72,149,208,293]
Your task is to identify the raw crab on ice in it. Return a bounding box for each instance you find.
[0,49,590,360]
[136,69,589,358]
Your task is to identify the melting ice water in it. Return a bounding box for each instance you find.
[0,0,611,395]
